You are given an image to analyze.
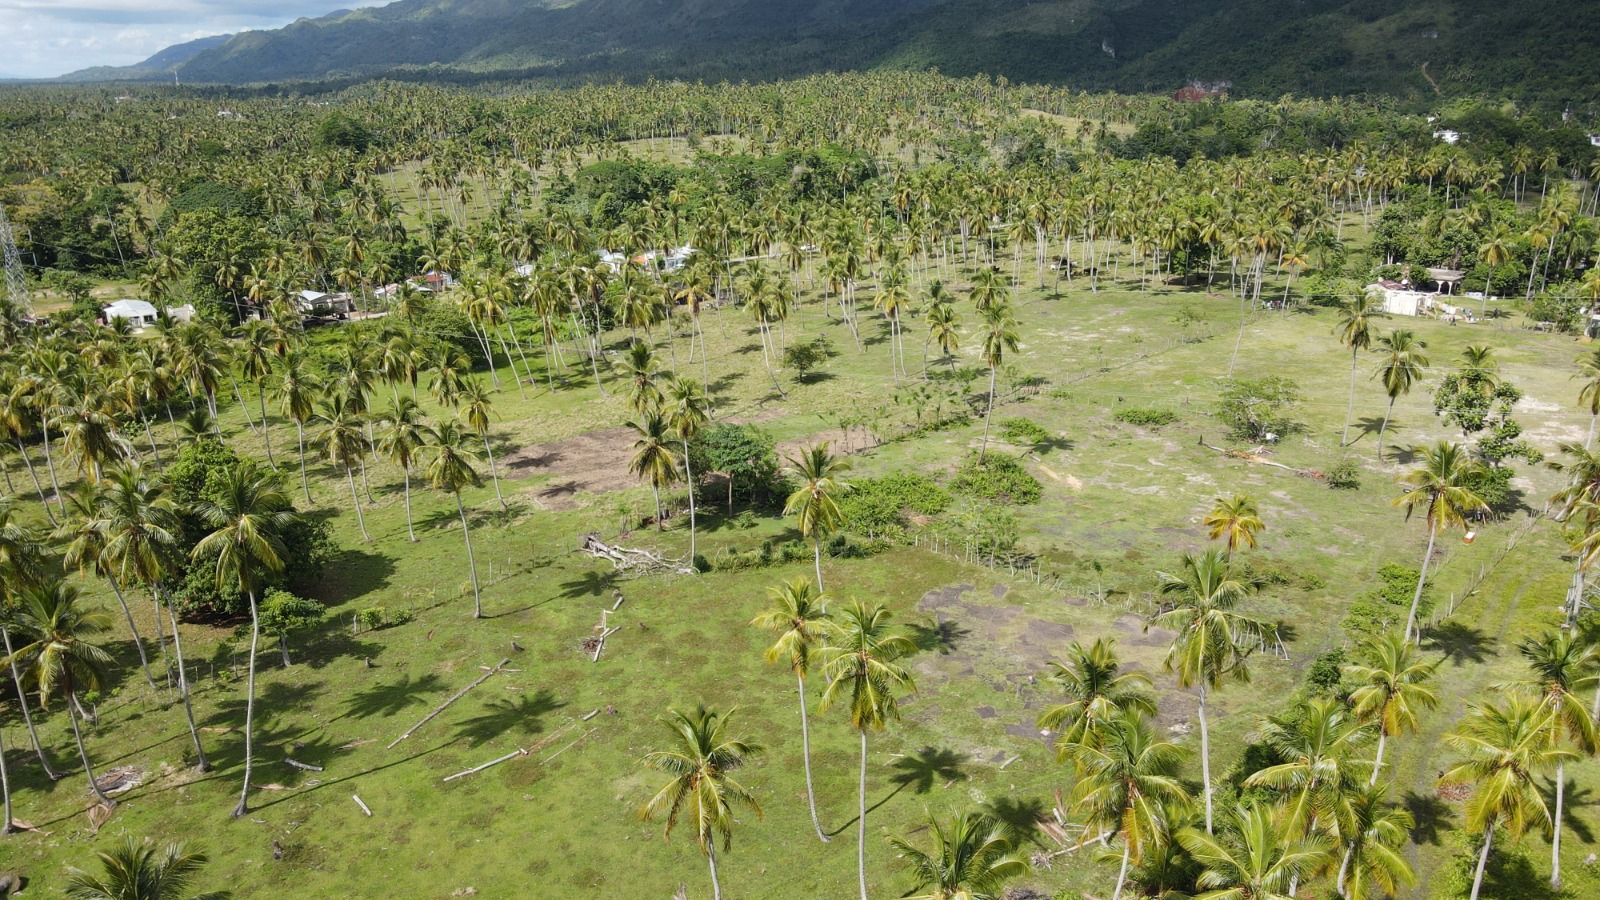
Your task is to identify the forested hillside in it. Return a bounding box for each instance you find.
[69,0,1600,109]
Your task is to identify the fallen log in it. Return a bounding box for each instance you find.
[387,658,512,749]
[284,758,323,772]
[1197,436,1323,479]
[443,748,527,783]
[542,728,596,764]
[591,626,620,663]
[352,794,372,817]
[578,534,695,576]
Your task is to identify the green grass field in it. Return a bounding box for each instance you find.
[3,257,1595,898]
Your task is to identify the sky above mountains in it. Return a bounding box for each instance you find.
[0,0,388,78]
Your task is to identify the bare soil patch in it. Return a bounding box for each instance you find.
[501,427,638,509]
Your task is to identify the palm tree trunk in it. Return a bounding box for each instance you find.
[1227,300,1249,378]
[706,837,722,900]
[2,626,58,779]
[230,375,259,434]
[1553,759,1565,887]
[1113,840,1131,900]
[1470,819,1494,900]
[682,439,697,562]
[0,713,11,833]
[1341,349,1357,445]
[234,588,260,817]
[161,585,211,771]
[296,422,311,504]
[797,673,830,843]
[1337,845,1353,897]
[857,728,870,900]
[813,538,825,593]
[1404,524,1438,643]
[347,466,371,541]
[104,577,157,691]
[39,424,65,516]
[68,691,114,807]
[144,415,162,469]
[257,386,276,469]
[15,438,55,525]
[359,455,373,504]
[651,483,663,529]
[278,633,292,668]
[981,365,997,462]
[481,433,507,511]
[403,470,417,541]
[458,493,482,619]
[1370,729,1387,785]
[1199,684,1214,834]
[1376,397,1396,460]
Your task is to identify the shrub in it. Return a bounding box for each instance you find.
[839,472,951,533]
[1325,456,1361,490]
[1113,407,1178,427]
[1306,648,1346,695]
[1342,563,1423,639]
[999,417,1052,447]
[950,454,1043,504]
[1215,377,1301,442]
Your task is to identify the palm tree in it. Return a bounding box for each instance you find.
[0,499,57,780]
[637,704,763,900]
[1178,803,1330,900]
[1346,631,1438,785]
[65,837,229,900]
[664,376,709,561]
[1335,292,1386,446]
[1060,710,1191,900]
[782,443,851,592]
[423,419,485,619]
[1037,637,1156,755]
[376,398,428,543]
[818,600,918,900]
[888,810,1029,900]
[1574,347,1600,449]
[1334,783,1416,900]
[313,398,372,542]
[627,411,679,530]
[6,579,117,806]
[97,465,210,772]
[750,576,833,843]
[621,339,665,413]
[1371,330,1428,460]
[1439,695,1575,900]
[1395,442,1487,642]
[455,379,507,511]
[978,303,1020,462]
[1502,631,1599,887]
[273,354,321,504]
[925,289,960,373]
[58,485,157,692]
[1148,549,1272,833]
[1202,494,1264,556]
[190,466,296,818]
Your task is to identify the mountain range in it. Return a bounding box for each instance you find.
[57,0,1600,105]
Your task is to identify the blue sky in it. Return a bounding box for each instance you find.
[0,0,390,78]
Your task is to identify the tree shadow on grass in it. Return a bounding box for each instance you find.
[1422,621,1496,667]
[1540,778,1597,844]
[984,794,1050,848]
[452,689,565,747]
[1346,416,1388,446]
[826,745,970,837]
[314,548,397,604]
[908,618,971,655]
[1401,789,1453,845]
[294,630,387,670]
[1480,848,1565,900]
[248,741,453,812]
[561,568,622,599]
[338,672,448,721]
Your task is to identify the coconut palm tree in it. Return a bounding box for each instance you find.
[5,579,117,806]
[312,397,372,542]
[66,837,228,900]
[750,576,833,842]
[1037,637,1156,755]
[1202,494,1264,556]
[1333,783,1416,900]
[273,353,321,504]
[627,411,679,530]
[783,443,851,592]
[1574,348,1600,449]
[0,499,57,780]
[376,398,428,543]
[1178,802,1330,900]
[888,810,1029,900]
[818,599,918,900]
[978,303,1020,462]
[664,376,709,561]
[1060,710,1191,900]
[1395,441,1487,642]
[57,484,157,692]
[621,339,665,413]
[1371,330,1428,460]
[1149,549,1272,834]
[925,294,961,373]
[1346,631,1438,785]
[455,378,506,511]
[1501,631,1599,887]
[423,419,485,619]
[190,466,296,818]
[1439,695,1574,900]
[637,704,763,900]
[1335,292,1386,446]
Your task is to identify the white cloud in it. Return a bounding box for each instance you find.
[0,0,392,78]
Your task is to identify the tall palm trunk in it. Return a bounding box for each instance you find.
[105,577,157,691]
[682,439,698,562]
[0,706,10,833]
[812,538,825,593]
[161,585,211,771]
[68,689,114,807]
[1470,818,1494,900]
[347,466,372,541]
[857,728,870,900]
[797,673,829,843]
[457,493,482,619]
[256,386,276,469]
[980,365,997,462]
[1199,685,1214,834]
[1341,348,1358,446]
[234,588,260,817]
[403,470,417,541]
[1370,729,1387,785]
[39,423,65,516]
[295,422,311,504]
[1553,759,1566,887]
[706,837,722,900]
[2,626,58,779]
[15,438,56,525]
[1403,523,1438,643]
[1376,397,1396,460]
[1113,840,1131,900]
[482,434,507,511]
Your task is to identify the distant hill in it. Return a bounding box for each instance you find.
[58,0,1600,106]
[58,34,233,83]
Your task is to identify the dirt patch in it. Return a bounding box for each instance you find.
[991,583,1009,599]
[975,705,999,720]
[500,427,639,509]
[774,427,879,460]
[917,584,976,614]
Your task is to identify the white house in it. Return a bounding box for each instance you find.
[1366,280,1431,317]
[1433,129,1461,144]
[297,290,356,315]
[103,299,160,328]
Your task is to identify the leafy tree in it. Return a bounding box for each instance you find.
[1178,802,1330,900]
[257,588,325,668]
[887,811,1028,900]
[690,423,780,512]
[1334,783,1416,900]
[65,837,229,900]
[638,705,763,900]
[750,576,833,843]
[1216,377,1300,443]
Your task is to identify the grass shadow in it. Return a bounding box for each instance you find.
[339,672,448,721]
[452,689,565,746]
[248,741,451,812]
[908,619,971,656]
[825,746,970,837]
[1401,789,1453,845]
[1422,621,1497,666]
[561,567,622,599]
[314,548,397,604]
[984,794,1050,848]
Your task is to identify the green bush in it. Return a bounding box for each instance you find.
[949,454,1043,504]
[999,417,1052,447]
[838,472,951,533]
[1113,407,1178,427]
[1325,456,1361,490]
[1342,563,1423,639]
[1215,377,1301,442]
[1306,648,1346,695]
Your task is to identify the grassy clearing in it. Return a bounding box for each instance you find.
[3,257,1596,898]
